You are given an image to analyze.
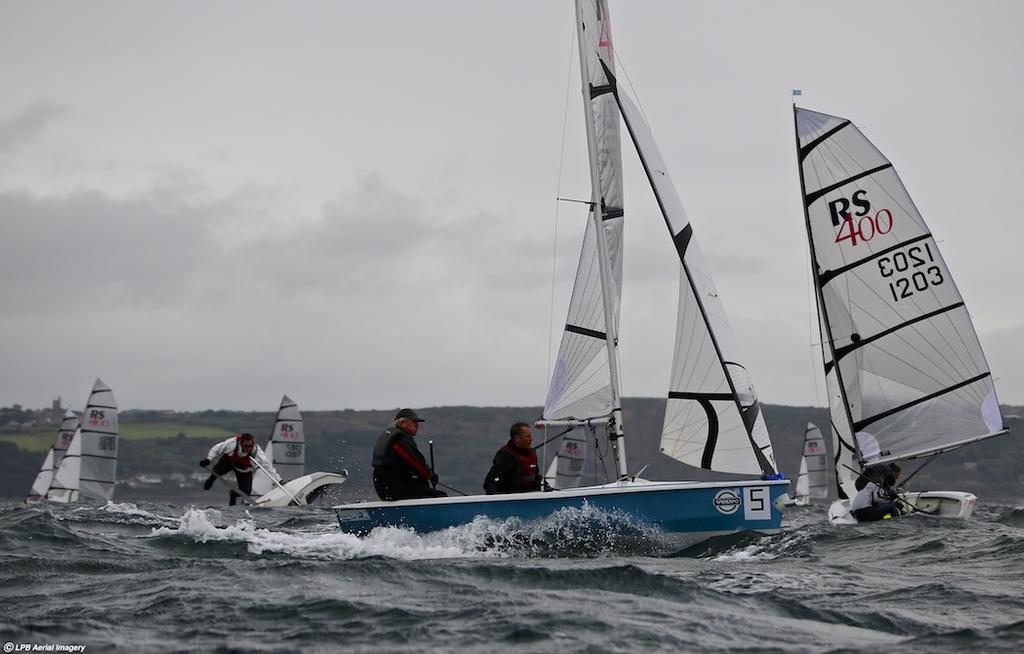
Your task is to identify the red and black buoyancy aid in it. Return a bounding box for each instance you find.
[227,434,254,470]
[501,442,538,488]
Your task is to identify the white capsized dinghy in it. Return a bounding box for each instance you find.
[251,395,348,507]
[793,105,1009,524]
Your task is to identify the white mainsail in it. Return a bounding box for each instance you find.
[47,378,119,504]
[26,408,80,502]
[795,107,1006,472]
[252,395,305,496]
[543,0,624,423]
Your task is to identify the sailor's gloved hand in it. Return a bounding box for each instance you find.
[199,459,210,468]
[431,472,439,486]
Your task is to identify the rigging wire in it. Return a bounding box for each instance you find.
[541,12,580,479]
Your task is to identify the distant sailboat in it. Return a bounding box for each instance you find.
[542,433,588,490]
[792,106,1009,523]
[333,1,789,540]
[252,395,305,496]
[46,379,119,504]
[26,408,80,502]
[251,395,348,507]
[785,423,829,506]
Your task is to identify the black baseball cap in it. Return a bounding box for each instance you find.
[395,408,425,422]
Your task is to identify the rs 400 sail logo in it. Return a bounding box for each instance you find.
[828,189,893,247]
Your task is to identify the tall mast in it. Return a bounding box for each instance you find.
[792,104,863,474]
[575,0,627,478]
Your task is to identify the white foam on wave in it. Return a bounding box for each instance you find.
[146,503,666,560]
[70,501,179,525]
[712,529,811,563]
[149,508,487,561]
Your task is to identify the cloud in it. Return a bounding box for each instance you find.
[0,101,66,152]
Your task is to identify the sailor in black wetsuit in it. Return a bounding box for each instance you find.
[483,422,542,494]
[372,409,446,501]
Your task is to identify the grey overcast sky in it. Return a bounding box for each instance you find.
[1,1,1021,412]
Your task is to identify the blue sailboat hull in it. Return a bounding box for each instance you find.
[334,478,789,540]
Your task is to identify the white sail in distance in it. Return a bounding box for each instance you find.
[252,395,305,496]
[589,61,776,475]
[47,379,118,503]
[795,422,829,503]
[26,408,80,502]
[543,0,624,422]
[795,107,1006,467]
[543,433,588,490]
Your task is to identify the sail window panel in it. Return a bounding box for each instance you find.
[854,375,1000,462]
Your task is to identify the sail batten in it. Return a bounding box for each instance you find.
[796,106,1006,469]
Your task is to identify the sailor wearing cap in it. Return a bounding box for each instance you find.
[371,409,447,501]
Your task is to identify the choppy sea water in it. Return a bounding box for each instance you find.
[1,499,1023,653]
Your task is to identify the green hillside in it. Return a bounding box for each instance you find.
[1,401,1020,502]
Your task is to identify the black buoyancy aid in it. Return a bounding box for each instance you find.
[501,442,538,487]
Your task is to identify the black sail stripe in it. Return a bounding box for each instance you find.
[819,233,932,286]
[699,399,719,470]
[668,391,734,401]
[589,83,613,99]
[80,453,119,461]
[602,207,624,220]
[565,324,607,341]
[798,119,851,162]
[673,224,692,260]
[834,302,966,361]
[79,478,114,485]
[853,372,991,432]
[804,163,893,207]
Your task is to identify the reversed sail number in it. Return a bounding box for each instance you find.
[878,243,944,301]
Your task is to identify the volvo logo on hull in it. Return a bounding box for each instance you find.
[713,488,741,515]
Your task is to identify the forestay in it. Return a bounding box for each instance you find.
[795,107,1006,467]
[253,395,305,495]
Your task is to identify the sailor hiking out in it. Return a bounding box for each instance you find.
[201,432,280,505]
[851,463,904,522]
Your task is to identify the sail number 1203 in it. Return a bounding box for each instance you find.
[878,243,944,302]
